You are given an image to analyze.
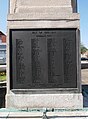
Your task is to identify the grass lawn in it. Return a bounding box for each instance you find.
[0,75,6,82]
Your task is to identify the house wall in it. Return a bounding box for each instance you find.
[0,32,6,43]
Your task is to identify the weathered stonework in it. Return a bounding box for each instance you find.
[10,0,72,14]
[6,94,83,109]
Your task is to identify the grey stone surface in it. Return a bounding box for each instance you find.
[7,20,80,29]
[8,13,80,20]
[9,0,73,14]
[9,0,78,15]
[17,0,71,6]
[6,93,83,109]
[0,112,9,118]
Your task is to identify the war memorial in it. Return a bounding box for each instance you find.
[1,0,88,118]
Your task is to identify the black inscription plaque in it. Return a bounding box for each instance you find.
[10,29,78,89]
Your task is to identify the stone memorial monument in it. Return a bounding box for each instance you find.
[6,0,83,108]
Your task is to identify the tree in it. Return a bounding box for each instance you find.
[81,43,88,54]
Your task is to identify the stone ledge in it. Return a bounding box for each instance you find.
[8,13,80,21]
[7,20,80,29]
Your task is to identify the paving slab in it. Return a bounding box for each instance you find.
[0,108,88,119]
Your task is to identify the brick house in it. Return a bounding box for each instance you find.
[0,31,6,43]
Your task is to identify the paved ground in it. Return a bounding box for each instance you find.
[81,69,88,84]
[1,109,88,119]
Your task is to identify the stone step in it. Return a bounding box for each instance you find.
[0,109,88,119]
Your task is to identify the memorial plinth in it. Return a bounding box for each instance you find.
[6,0,83,109]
